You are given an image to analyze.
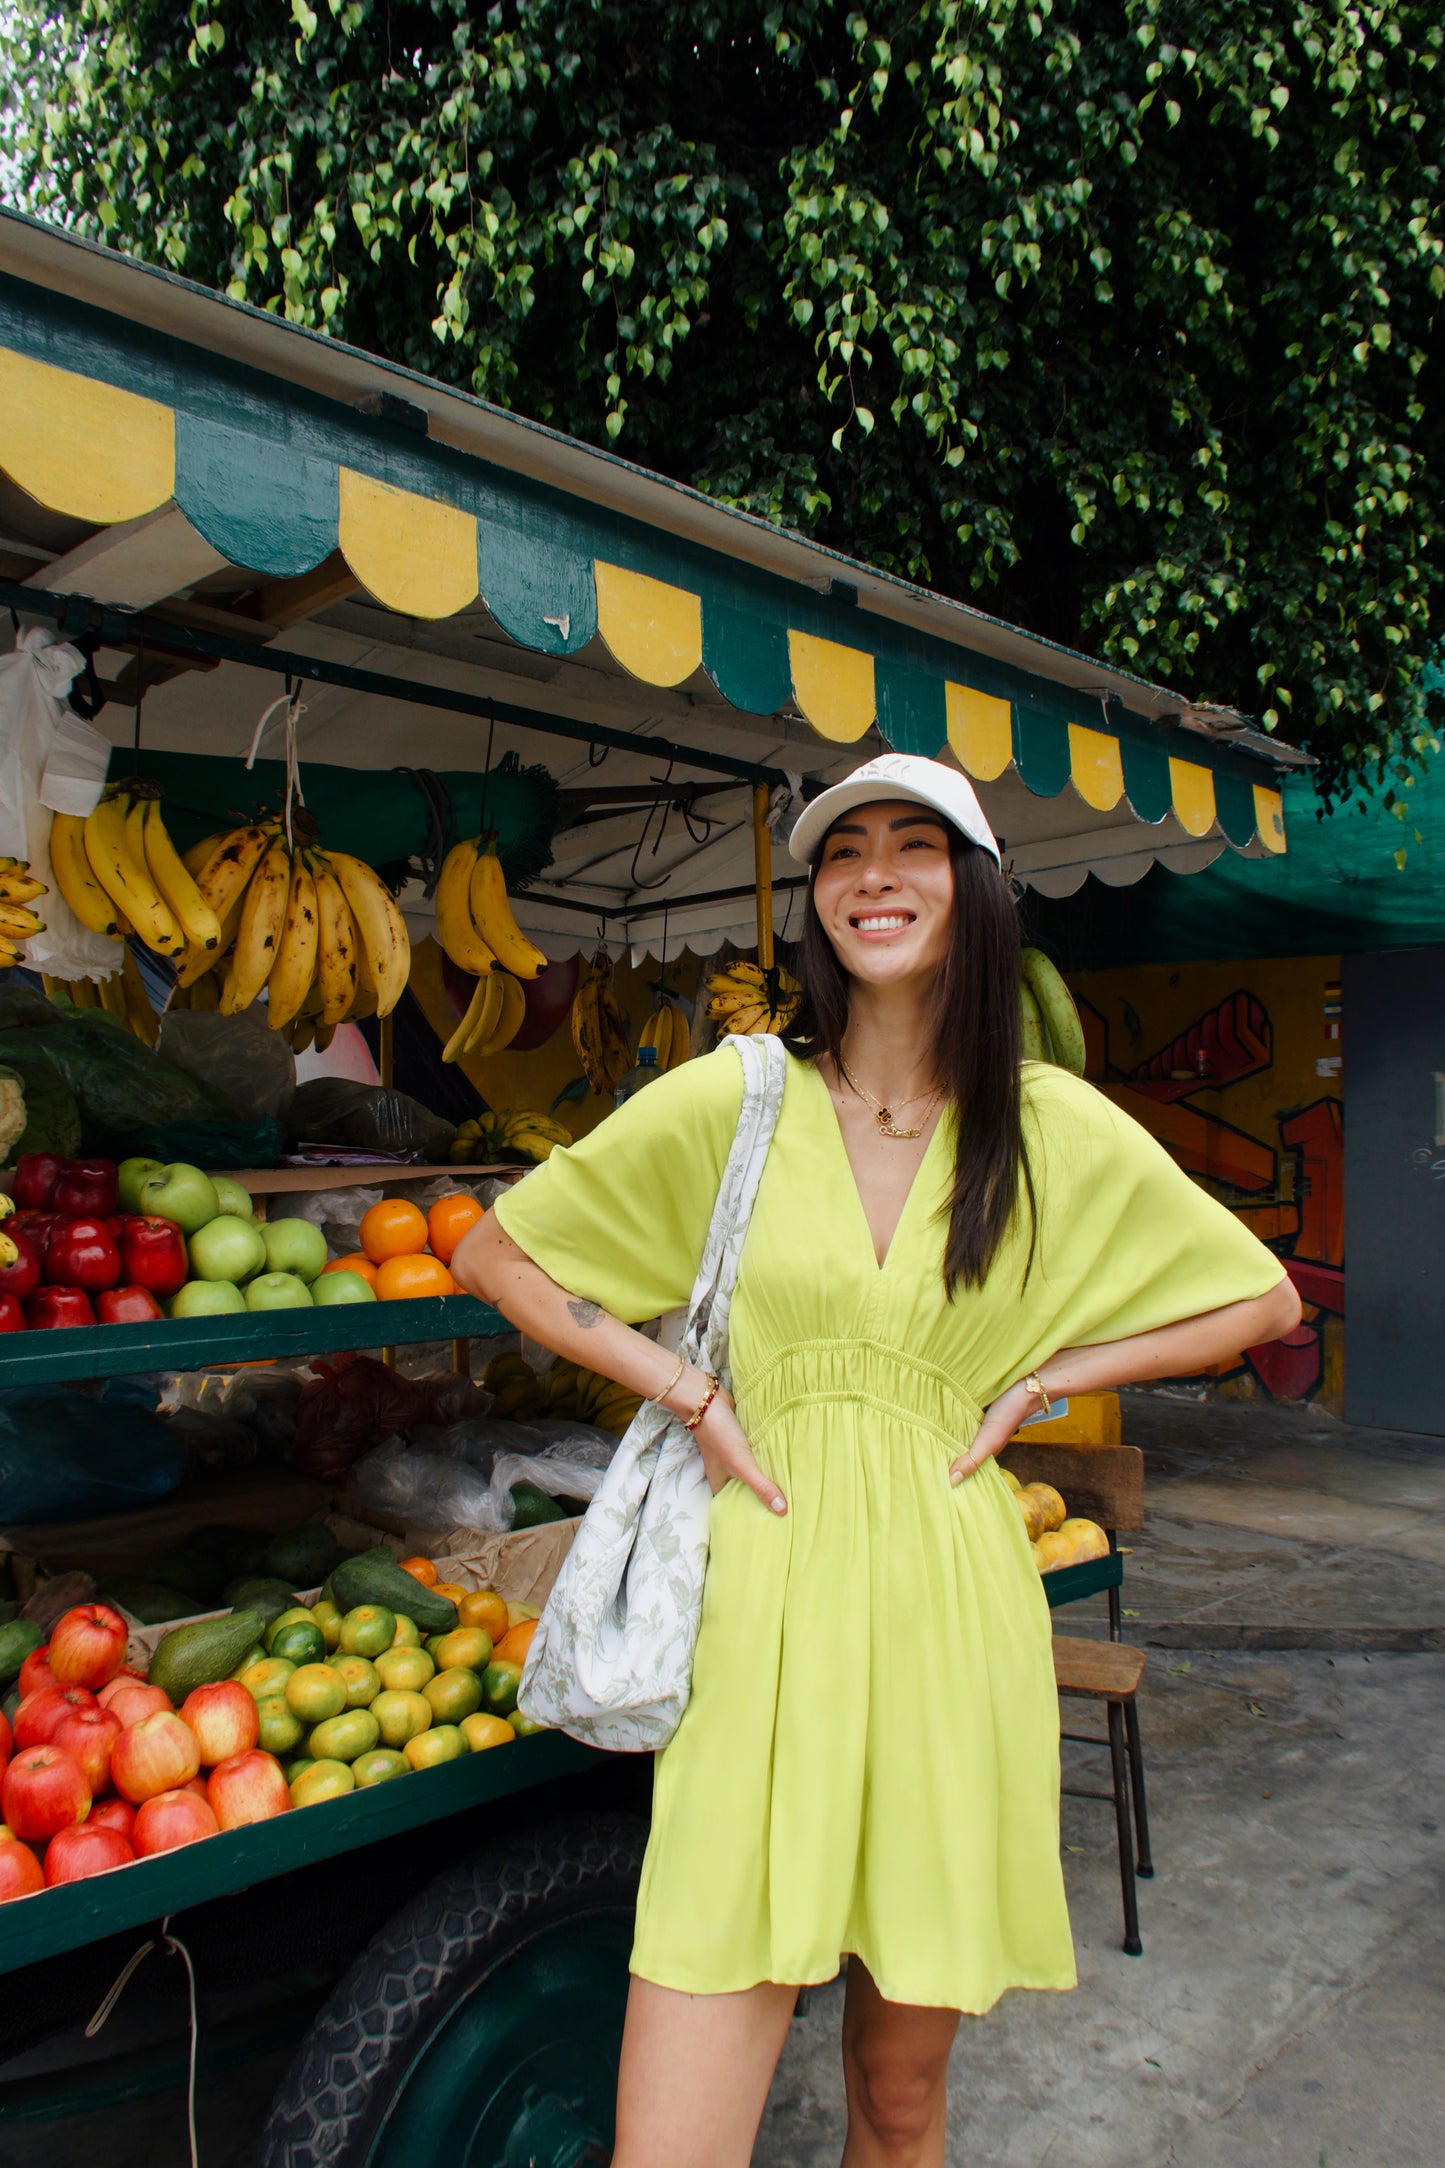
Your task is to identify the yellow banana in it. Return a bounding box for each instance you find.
[478,970,527,1056]
[265,854,320,1031]
[189,969,222,1014]
[193,824,275,920]
[49,812,124,938]
[83,791,182,956]
[0,863,46,905]
[0,903,43,941]
[0,935,22,968]
[313,1020,337,1055]
[310,854,360,1028]
[329,852,410,1016]
[443,972,502,1063]
[468,844,547,978]
[121,946,158,1047]
[176,886,245,990]
[720,1001,768,1036]
[97,967,127,1021]
[140,799,222,954]
[434,839,498,976]
[182,836,215,877]
[224,834,292,1012]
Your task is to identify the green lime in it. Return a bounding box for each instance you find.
[480,1660,523,1717]
[269,1619,327,1667]
[265,1605,318,1652]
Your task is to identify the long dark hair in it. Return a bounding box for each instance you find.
[784,822,1036,1295]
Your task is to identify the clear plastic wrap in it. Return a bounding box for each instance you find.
[284,1079,456,1159]
[348,1441,510,1537]
[157,1008,297,1120]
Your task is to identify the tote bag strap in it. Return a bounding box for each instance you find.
[677,1032,789,1378]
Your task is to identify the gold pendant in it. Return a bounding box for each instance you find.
[876,1110,922,1140]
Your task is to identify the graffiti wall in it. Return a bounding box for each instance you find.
[1066,955,1344,1410]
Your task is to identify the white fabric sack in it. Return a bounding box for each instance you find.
[520,1032,788,1751]
[0,628,120,980]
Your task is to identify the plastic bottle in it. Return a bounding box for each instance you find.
[613,1045,662,1108]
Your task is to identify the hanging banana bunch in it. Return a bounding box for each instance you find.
[452,1107,574,1163]
[1019,948,1085,1075]
[571,945,633,1095]
[434,832,549,980]
[0,857,48,970]
[706,958,801,1038]
[49,783,219,965]
[639,994,691,1071]
[441,966,528,1065]
[172,815,410,1047]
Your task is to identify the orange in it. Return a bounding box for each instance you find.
[458,1589,509,1641]
[321,1252,378,1286]
[426,1192,485,1265]
[373,1252,456,1301]
[492,1619,538,1670]
[359,1198,429,1265]
[432,1582,469,1606]
[399,1556,438,1588]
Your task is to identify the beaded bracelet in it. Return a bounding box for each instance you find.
[682,1373,721,1432]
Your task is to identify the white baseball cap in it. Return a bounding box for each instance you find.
[788,752,1001,867]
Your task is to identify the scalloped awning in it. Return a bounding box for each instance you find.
[0,249,1293,878]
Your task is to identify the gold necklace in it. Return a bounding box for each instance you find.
[837,1055,942,1140]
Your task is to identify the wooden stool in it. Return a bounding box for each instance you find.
[1053,1634,1154,1956]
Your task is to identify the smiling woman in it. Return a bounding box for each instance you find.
[449,751,1300,2168]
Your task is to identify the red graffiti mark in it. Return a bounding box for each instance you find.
[1246,1324,1322,1402]
[1129,991,1272,1101]
[1284,1259,1344,1315]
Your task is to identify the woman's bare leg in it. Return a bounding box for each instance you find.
[840,1959,960,2167]
[612,1974,799,2168]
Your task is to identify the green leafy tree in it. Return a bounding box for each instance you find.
[3,0,1442,802]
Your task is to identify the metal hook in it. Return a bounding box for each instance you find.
[587,740,610,769]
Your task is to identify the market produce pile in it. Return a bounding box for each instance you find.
[999,1468,1111,1573]
[0,1563,545,1903]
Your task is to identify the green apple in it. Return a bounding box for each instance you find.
[116,1156,163,1212]
[245,1270,314,1311]
[169,1278,246,1317]
[188,1214,267,1283]
[138,1162,220,1235]
[311,1270,378,1307]
[210,1174,255,1220]
[260,1217,329,1284]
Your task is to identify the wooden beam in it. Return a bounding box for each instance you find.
[251,552,360,629]
[25,503,230,610]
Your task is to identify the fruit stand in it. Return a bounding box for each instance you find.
[0,202,1301,2161]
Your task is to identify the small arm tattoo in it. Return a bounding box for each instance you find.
[567,1298,604,1329]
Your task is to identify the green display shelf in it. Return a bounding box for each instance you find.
[0,1729,605,1977]
[1041,1552,1124,1608]
[0,1293,506,1388]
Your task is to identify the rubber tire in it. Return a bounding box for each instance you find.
[256,1810,648,2168]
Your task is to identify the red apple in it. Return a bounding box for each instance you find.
[17,1647,57,1699]
[14,1684,98,1751]
[182,1776,211,1800]
[2,1745,90,1842]
[0,1709,11,1767]
[179,1683,259,1766]
[86,1796,136,1843]
[0,1827,45,1902]
[102,1682,172,1728]
[48,1604,129,1691]
[207,1749,290,1831]
[132,1787,218,1856]
[44,1821,134,1885]
[110,1710,200,1804]
[49,1703,121,1794]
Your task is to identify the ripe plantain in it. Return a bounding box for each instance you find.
[1021,948,1085,1075]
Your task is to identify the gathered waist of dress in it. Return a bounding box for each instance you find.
[734,1339,983,1448]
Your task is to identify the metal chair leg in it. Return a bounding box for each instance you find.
[1107,1699,1142,1956]
[1123,1696,1154,1878]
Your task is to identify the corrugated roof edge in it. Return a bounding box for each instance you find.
[0,206,1304,768]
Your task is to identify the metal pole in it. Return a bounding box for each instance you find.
[752,784,775,969]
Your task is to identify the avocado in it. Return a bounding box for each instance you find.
[102,1578,204,1625]
[147,1608,267,1704]
[331,1548,458,1635]
[222,1576,301,1624]
[226,1534,276,1578]
[262,1525,343,1589]
[146,1547,227,1607]
[509,1481,566,1529]
[0,1618,44,1687]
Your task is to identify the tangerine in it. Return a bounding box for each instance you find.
[320,1251,379,1286]
[373,1252,457,1301]
[492,1619,538,1670]
[398,1556,439,1588]
[359,1199,429,1265]
[426,1192,485,1265]
[458,1589,509,1641]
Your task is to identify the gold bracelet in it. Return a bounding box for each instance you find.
[1022,1371,1052,1419]
[650,1352,688,1408]
[682,1373,721,1432]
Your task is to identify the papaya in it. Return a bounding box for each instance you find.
[331,1548,457,1635]
[0,1618,44,1688]
[147,1608,267,1704]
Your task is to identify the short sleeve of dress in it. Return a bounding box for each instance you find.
[1012,1066,1288,1367]
[490,1043,745,1323]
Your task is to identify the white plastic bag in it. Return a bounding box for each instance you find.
[0,628,120,981]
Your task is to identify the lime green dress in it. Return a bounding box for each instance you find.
[494,1049,1283,2011]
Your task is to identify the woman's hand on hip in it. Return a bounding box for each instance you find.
[692,1388,787,1515]
[949,1378,1037,1484]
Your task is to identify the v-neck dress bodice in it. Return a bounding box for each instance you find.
[494,1045,1283,2010]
